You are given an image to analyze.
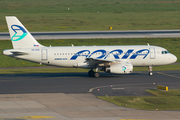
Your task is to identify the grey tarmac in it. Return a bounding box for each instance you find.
[0,70,180,120]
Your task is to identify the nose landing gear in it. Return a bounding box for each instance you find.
[149,66,153,76]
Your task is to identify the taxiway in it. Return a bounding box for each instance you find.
[1,30,180,39]
[0,71,179,95]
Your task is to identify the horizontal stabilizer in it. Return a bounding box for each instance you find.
[11,51,28,55]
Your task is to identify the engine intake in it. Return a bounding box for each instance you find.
[105,63,133,74]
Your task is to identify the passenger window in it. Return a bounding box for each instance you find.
[54,53,56,55]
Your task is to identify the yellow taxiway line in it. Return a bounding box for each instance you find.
[157,72,180,79]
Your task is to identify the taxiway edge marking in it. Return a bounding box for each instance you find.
[157,72,180,79]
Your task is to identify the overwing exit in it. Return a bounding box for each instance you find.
[3,16,177,77]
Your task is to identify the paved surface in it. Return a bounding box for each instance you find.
[0,93,180,120]
[0,71,180,95]
[1,30,180,40]
[0,71,180,120]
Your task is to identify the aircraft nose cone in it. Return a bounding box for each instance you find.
[174,55,177,62]
[171,54,177,63]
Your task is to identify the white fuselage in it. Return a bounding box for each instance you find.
[3,45,177,68]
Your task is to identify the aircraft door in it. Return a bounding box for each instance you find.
[41,49,48,60]
[149,48,156,59]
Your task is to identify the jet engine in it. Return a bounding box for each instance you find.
[105,63,133,74]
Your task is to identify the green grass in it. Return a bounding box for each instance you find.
[0,0,180,31]
[97,89,180,110]
[0,68,89,74]
[0,38,179,68]
[134,64,180,71]
[0,64,180,74]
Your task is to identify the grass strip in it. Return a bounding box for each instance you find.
[1,0,180,31]
[0,64,179,74]
[97,89,180,111]
[134,64,180,71]
[0,68,88,74]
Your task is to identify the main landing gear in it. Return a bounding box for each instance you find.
[149,66,153,76]
[88,69,100,78]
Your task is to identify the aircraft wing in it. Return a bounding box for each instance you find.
[85,58,133,66]
[85,58,119,66]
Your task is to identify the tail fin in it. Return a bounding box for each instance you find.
[5,16,44,49]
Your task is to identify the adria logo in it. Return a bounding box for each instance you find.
[11,25,27,41]
[122,66,126,71]
[70,49,150,60]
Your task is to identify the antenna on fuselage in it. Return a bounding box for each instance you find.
[71,44,74,47]
[147,43,149,46]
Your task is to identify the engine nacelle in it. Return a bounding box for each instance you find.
[105,63,133,74]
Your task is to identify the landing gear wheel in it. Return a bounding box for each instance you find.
[149,72,153,76]
[148,66,153,76]
[94,72,100,78]
[88,70,94,77]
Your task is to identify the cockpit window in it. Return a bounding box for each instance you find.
[162,51,169,54]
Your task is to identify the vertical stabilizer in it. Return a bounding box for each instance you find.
[6,16,44,49]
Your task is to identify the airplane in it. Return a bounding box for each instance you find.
[3,16,177,77]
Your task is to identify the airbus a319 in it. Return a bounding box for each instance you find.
[3,16,177,77]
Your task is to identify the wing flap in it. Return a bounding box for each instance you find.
[85,58,131,66]
[85,58,115,66]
